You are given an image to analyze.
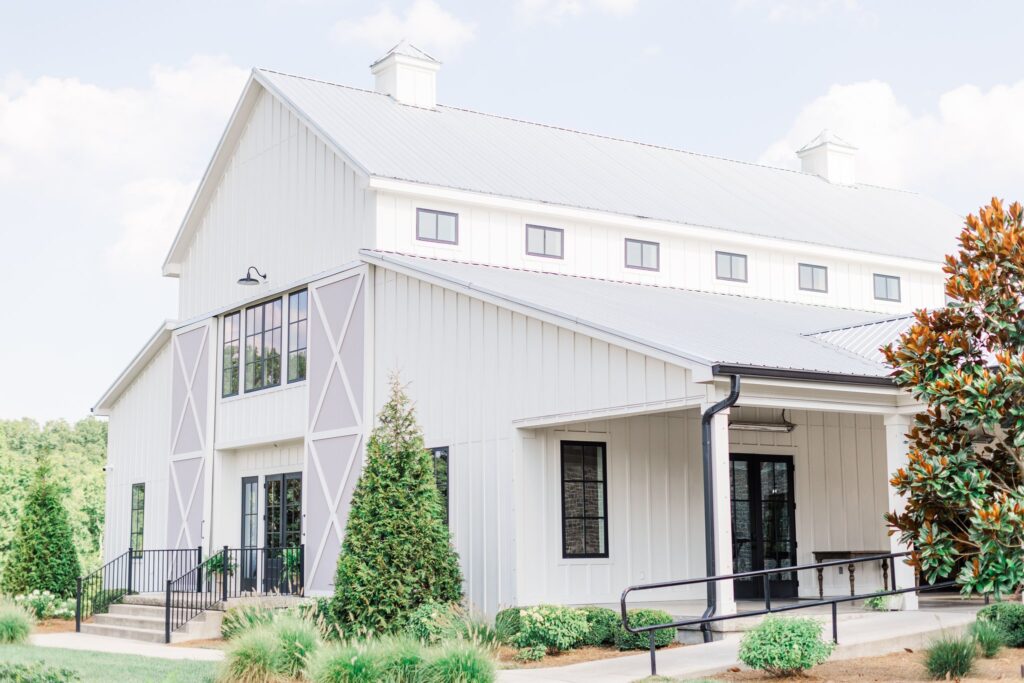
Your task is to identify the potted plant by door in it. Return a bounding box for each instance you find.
[204,552,238,594]
[281,548,302,595]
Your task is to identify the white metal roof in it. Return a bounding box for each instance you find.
[806,316,915,366]
[362,251,903,382]
[258,69,962,263]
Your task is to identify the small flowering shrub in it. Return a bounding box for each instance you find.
[513,605,589,653]
[14,590,76,620]
[406,601,463,645]
[738,616,834,676]
[514,645,546,662]
[614,609,675,651]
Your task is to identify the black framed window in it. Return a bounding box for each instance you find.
[526,225,564,259]
[873,273,901,302]
[130,483,145,555]
[222,312,241,397]
[416,208,458,244]
[798,263,828,293]
[430,447,450,527]
[716,251,747,282]
[624,238,659,271]
[287,290,308,383]
[561,441,608,558]
[244,299,283,392]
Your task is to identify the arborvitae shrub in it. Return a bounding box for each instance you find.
[331,377,463,637]
[0,459,80,598]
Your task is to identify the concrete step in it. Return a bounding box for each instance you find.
[121,592,222,609]
[80,622,167,643]
[107,603,167,618]
[92,612,166,631]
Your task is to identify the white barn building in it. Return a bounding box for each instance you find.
[93,43,962,632]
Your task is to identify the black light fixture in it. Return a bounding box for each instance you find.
[729,409,796,433]
[237,266,267,286]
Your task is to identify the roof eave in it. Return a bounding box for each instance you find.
[712,363,896,387]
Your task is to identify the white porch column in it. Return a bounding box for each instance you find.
[884,413,918,610]
[711,408,737,615]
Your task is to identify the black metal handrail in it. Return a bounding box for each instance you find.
[164,545,303,642]
[620,550,958,676]
[75,547,201,631]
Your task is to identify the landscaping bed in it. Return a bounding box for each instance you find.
[710,647,1024,682]
[498,642,683,669]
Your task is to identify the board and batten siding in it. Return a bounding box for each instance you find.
[176,88,373,320]
[371,267,699,614]
[375,191,944,315]
[216,383,307,449]
[104,341,172,562]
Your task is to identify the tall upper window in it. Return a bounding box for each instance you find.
[624,239,659,271]
[417,208,458,244]
[525,225,564,259]
[223,312,241,398]
[561,441,608,558]
[798,263,828,293]
[873,273,901,302]
[245,299,282,392]
[716,251,748,282]
[430,447,450,527]
[130,483,145,555]
[288,290,308,383]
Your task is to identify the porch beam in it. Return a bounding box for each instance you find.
[884,413,918,610]
[511,394,706,429]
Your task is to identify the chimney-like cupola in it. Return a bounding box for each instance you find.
[370,40,441,109]
[796,130,857,185]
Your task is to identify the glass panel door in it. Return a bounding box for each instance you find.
[264,472,301,594]
[730,455,797,600]
[241,477,258,592]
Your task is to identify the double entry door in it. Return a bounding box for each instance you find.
[241,472,302,594]
[729,454,798,600]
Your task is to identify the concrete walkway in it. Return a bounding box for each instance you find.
[498,607,980,683]
[30,632,225,661]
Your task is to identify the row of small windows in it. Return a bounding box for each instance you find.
[222,289,308,398]
[416,208,903,302]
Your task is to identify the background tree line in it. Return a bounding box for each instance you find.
[0,418,106,577]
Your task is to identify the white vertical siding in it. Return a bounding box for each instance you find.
[216,383,307,448]
[177,90,374,320]
[104,342,172,562]
[375,191,944,315]
[372,267,698,614]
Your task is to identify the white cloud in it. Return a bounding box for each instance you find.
[517,0,639,23]
[733,0,866,23]
[0,56,248,275]
[759,80,1024,213]
[331,0,477,59]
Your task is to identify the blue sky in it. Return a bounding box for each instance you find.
[2,0,1024,421]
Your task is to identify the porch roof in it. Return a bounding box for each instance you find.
[362,250,910,384]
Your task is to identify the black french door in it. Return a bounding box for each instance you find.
[730,454,798,599]
[240,477,259,592]
[264,472,302,593]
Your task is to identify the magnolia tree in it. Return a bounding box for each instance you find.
[884,198,1024,596]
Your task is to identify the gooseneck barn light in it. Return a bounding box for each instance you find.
[237,266,267,286]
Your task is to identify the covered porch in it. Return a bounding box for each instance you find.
[513,374,922,616]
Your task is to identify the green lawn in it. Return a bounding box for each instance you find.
[0,644,219,683]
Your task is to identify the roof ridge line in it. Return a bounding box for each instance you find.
[257,68,927,197]
[803,313,915,337]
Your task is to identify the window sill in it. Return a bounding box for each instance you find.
[220,381,306,404]
[557,557,613,566]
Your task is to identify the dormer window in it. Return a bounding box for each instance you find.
[625,238,659,271]
[873,273,901,302]
[526,224,563,259]
[417,208,458,244]
[798,263,828,293]
[716,251,747,282]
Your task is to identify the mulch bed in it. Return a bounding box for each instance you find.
[497,643,683,669]
[714,648,1024,682]
[34,619,76,634]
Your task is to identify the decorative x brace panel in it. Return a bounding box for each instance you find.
[305,272,366,593]
[167,324,210,550]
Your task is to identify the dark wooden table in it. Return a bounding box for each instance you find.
[812,550,890,598]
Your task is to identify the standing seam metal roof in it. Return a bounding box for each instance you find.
[258,69,962,263]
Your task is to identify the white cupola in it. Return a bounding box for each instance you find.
[370,40,441,109]
[796,130,857,185]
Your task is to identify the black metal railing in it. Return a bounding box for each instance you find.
[164,545,303,642]
[620,550,958,676]
[75,547,201,631]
